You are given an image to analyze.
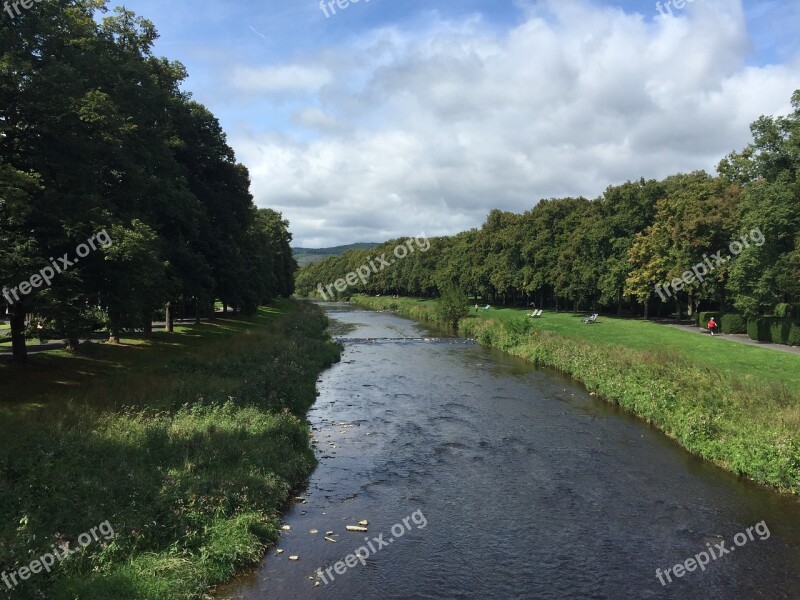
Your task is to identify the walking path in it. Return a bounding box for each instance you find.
[663,322,800,356]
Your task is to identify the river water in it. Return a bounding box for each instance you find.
[215,304,800,599]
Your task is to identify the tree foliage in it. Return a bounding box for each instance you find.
[0,1,295,363]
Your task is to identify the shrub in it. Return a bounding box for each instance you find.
[747,317,759,341]
[720,313,747,334]
[747,317,800,345]
[789,323,800,347]
[775,303,793,318]
[698,311,723,329]
[436,284,469,330]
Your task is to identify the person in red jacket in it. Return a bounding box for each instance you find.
[708,317,718,336]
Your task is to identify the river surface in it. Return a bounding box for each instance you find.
[216,304,800,599]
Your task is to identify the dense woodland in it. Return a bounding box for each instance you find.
[1,2,296,364]
[298,92,800,322]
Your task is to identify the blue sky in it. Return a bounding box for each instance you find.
[108,0,800,246]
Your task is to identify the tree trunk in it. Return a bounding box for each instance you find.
[195,298,201,324]
[66,332,80,352]
[617,288,623,316]
[10,305,27,365]
[165,302,174,333]
[143,315,153,337]
[644,299,649,319]
[109,310,121,344]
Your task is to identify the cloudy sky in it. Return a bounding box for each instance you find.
[109,0,800,247]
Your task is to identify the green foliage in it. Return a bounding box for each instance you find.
[0,3,294,363]
[790,323,800,347]
[720,313,747,334]
[775,303,793,318]
[747,317,759,341]
[436,284,469,329]
[747,317,800,345]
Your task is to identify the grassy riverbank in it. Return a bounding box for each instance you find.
[351,296,800,495]
[0,301,341,599]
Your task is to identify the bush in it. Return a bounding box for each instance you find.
[436,284,469,330]
[747,317,800,345]
[720,313,747,334]
[747,317,758,341]
[789,323,800,347]
[698,311,723,329]
[775,303,793,318]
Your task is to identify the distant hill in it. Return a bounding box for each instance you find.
[293,243,380,267]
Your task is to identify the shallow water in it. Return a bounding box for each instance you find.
[215,305,800,599]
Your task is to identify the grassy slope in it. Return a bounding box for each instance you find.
[0,301,341,599]
[352,296,800,495]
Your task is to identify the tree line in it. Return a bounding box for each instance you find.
[297,91,800,320]
[1,1,296,364]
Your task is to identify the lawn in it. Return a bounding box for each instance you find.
[363,297,800,393]
[0,304,286,411]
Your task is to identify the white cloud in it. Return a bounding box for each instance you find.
[230,65,333,94]
[229,0,800,247]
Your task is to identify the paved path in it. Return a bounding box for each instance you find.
[663,323,800,356]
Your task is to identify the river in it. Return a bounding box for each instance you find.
[215,304,800,599]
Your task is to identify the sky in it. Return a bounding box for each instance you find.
[107,0,800,247]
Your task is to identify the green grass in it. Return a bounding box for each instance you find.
[0,301,342,599]
[355,296,800,392]
[352,295,800,495]
[0,305,285,410]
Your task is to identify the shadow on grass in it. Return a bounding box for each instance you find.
[0,306,287,410]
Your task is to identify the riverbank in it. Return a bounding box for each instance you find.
[0,301,341,599]
[350,296,800,496]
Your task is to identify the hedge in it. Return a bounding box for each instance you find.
[747,317,800,346]
[720,313,747,334]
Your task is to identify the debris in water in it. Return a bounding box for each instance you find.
[325,536,337,543]
[282,525,291,531]
[289,555,299,561]
[359,520,369,526]
[346,525,368,532]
